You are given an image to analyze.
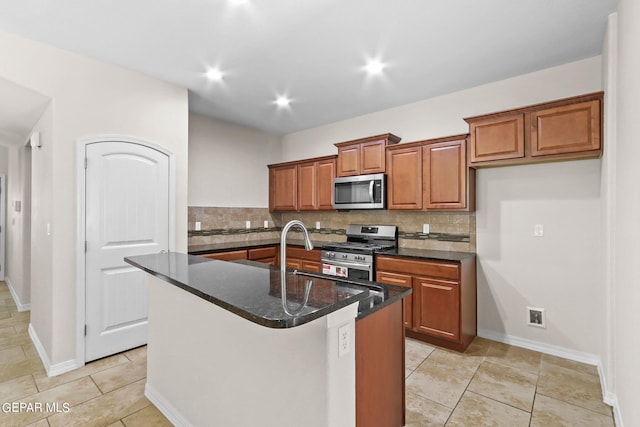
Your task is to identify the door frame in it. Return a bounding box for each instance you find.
[0,173,5,281]
[75,135,176,367]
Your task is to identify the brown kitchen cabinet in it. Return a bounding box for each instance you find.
[268,164,297,211]
[200,246,279,265]
[335,133,401,177]
[376,255,476,352]
[465,92,603,167]
[268,155,336,212]
[285,246,322,273]
[201,250,248,261]
[248,246,278,265]
[386,135,474,211]
[376,271,413,329]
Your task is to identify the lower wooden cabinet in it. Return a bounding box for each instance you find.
[201,246,278,265]
[285,247,322,273]
[376,255,476,352]
[201,250,248,261]
[376,271,413,329]
[414,277,460,341]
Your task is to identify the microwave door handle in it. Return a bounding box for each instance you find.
[369,180,375,203]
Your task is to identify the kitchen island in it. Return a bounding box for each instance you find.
[125,252,410,427]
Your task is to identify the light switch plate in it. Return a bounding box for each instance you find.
[534,224,544,237]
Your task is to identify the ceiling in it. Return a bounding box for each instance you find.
[0,0,618,136]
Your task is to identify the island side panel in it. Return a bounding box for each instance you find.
[144,274,358,427]
[355,300,405,427]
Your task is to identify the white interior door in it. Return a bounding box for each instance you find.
[85,141,169,362]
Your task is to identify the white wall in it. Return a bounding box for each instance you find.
[282,57,602,162]
[188,113,281,207]
[0,30,189,367]
[607,1,640,425]
[282,57,604,359]
[0,145,7,172]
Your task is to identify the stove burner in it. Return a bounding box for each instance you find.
[321,224,398,255]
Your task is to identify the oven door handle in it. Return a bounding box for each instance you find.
[322,259,372,271]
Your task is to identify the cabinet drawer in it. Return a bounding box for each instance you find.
[376,256,459,280]
[286,247,321,261]
[248,246,277,260]
[202,250,248,261]
[376,271,412,288]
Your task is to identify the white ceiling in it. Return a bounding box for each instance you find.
[0,0,618,135]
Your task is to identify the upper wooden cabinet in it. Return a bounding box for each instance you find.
[386,135,474,211]
[269,164,297,211]
[335,133,401,177]
[268,155,337,212]
[465,92,603,167]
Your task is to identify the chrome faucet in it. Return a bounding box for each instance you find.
[280,220,314,276]
[280,220,314,316]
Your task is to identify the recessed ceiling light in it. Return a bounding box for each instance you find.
[274,96,291,108]
[364,58,386,75]
[205,68,224,82]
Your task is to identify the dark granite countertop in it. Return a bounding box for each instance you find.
[125,252,410,328]
[188,240,476,262]
[375,247,476,262]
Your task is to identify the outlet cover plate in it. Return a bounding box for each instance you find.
[527,307,546,328]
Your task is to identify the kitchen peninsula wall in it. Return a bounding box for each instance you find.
[188,206,475,252]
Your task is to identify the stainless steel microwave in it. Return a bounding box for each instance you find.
[332,173,386,210]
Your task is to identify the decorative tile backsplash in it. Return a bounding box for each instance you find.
[189,207,475,252]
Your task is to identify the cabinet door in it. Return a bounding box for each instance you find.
[286,258,302,269]
[202,250,248,261]
[360,139,386,175]
[337,144,360,177]
[414,277,460,341]
[317,159,336,210]
[531,100,601,157]
[469,114,525,163]
[376,271,414,330]
[386,146,422,210]
[297,162,317,211]
[269,165,297,211]
[302,260,322,273]
[423,140,466,210]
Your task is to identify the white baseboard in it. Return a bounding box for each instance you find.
[478,328,622,425]
[5,277,31,312]
[478,328,601,365]
[145,382,192,427]
[28,323,83,377]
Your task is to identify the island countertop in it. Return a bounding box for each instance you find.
[125,252,410,328]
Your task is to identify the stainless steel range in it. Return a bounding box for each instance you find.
[321,224,397,281]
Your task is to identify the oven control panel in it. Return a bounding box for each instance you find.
[321,251,373,264]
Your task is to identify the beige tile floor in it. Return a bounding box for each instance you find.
[0,281,615,426]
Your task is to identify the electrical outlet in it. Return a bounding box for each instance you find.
[527,307,546,328]
[338,324,350,357]
[195,221,201,231]
[315,221,321,230]
[422,224,430,234]
[245,220,251,229]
